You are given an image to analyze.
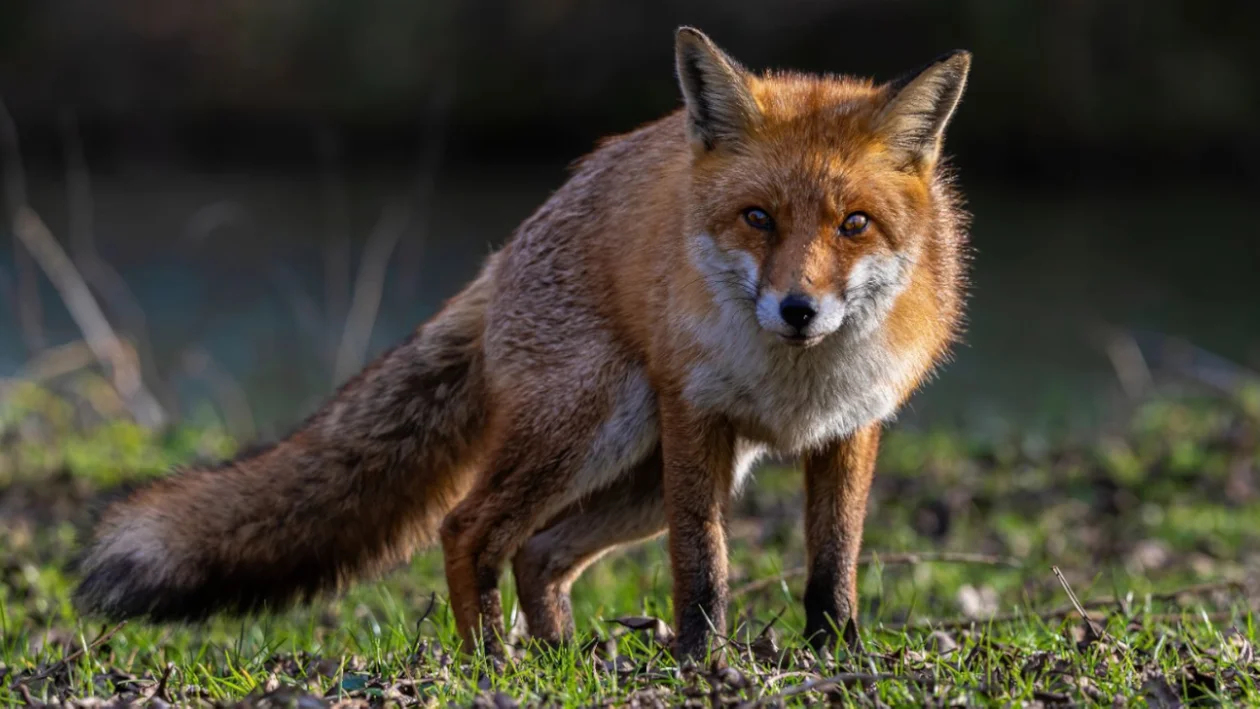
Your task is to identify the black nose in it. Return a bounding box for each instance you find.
[779,294,818,331]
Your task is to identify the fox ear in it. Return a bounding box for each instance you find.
[675,27,760,150]
[877,50,971,169]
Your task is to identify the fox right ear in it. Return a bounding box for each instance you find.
[877,50,972,170]
[675,27,761,151]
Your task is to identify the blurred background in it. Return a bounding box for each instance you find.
[1,0,1257,437]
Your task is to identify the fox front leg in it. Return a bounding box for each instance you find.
[802,424,880,652]
[659,392,736,662]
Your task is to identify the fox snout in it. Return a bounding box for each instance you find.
[779,294,817,330]
[755,288,847,345]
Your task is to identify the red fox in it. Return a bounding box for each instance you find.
[77,27,971,661]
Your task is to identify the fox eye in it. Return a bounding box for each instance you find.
[742,207,774,231]
[839,211,870,237]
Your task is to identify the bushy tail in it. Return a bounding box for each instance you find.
[75,258,497,621]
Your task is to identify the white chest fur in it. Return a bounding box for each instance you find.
[682,321,912,453]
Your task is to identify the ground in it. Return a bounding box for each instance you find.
[1,381,1259,706]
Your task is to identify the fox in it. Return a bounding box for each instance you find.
[76,27,972,662]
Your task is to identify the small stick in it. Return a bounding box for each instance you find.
[9,620,127,689]
[732,552,1022,597]
[11,206,166,428]
[758,670,816,685]
[0,95,45,354]
[1049,579,1244,614]
[17,339,96,383]
[332,202,411,384]
[411,592,439,656]
[315,123,352,346]
[61,110,166,410]
[1053,565,1111,642]
[1098,325,1153,399]
[885,607,1089,631]
[885,608,1237,633]
[154,662,176,703]
[1052,566,1091,619]
[739,671,941,708]
[1127,580,1245,607]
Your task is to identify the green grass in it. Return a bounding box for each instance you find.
[2,382,1259,706]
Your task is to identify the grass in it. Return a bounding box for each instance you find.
[1,380,1259,706]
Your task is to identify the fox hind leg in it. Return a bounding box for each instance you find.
[440,336,657,658]
[440,432,597,659]
[512,453,666,645]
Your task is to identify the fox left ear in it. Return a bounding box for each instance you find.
[877,50,972,169]
[675,27,761,151]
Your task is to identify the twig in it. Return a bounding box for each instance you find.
[1130,580,1245,607]
[11,205,166,428]
[883,608,1238,633]
[410,592,439,656]
[729,606,787,665]
[0,94,44,353]
[884,607,1090,632]
[388,68,456,305]
[1132,330,1260,394]
[60,110,169,413]
[6,339,133,418]
[331,73,454,384]
[1053,565,1110,642]
[315,124,352,354]
[732,552,1022,597]
[1068,579,1246,615]
[60,110,96,261]
[1052,566,1090,618]
[332,201,411,384]
[154,662,176,703]
[0,96,25,217]
[1099,326,1152,399]
[752,607,786,645]
[1163,610,1236,625]
[17,339,97,382]
[758,671,816,685]
[866,551,1023,566]
[739,671,941,708]
[9,620,127,689]
[415,591,438,628]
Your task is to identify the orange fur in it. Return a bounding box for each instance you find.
[76,28,972,662]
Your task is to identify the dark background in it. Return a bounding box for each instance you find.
[1,0,1257,435]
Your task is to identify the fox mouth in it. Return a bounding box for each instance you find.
[779,332,825,348]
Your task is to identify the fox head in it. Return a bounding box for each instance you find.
[676,27,970,347]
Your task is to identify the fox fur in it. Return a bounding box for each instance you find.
[77,27,972,660]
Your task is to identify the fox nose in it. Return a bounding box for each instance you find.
[779,294,818,331]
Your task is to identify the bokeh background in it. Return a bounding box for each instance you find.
[2,0,1258,437]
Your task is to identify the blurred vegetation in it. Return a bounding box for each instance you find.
[1,0,1257,178]
[0,380,233,489]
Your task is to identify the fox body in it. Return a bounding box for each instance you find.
[77,28,971,660]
